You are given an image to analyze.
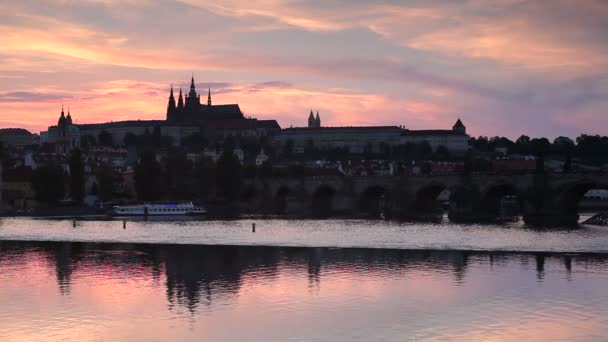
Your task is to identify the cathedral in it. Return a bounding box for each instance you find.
[166,76,245,123]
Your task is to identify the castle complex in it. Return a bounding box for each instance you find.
[40,75,469,155]
[42,76,280,149]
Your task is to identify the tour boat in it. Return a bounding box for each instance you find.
[111,202,207,216]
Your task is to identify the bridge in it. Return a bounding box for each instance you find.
[241,172,608,225]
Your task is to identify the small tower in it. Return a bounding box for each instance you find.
[308,110,315,128]
[66,108,73,125]
[58,105,66,126]
[452,118,466,134]
[315,111,321,128]
[207,85,212,106]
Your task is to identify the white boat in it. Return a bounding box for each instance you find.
[111,202,207,216]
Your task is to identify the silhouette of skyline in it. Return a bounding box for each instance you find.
[1,1,608,138]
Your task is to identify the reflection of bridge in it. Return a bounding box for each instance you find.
[243,173,608,225]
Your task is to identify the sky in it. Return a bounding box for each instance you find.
[1,0,607,139]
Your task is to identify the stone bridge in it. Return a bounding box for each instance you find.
[241,172,608,225]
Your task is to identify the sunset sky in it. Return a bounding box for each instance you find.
[1,0,607,138]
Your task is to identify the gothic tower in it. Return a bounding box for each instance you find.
[315,111,321,128]
[185,75,201,109]
[177,88,184,108]
[166,85,176,120]
[207,85,212,106]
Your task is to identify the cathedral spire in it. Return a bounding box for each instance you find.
[178,88,184,108]
[207,85,212,106]
[190,75,195,91]
[167,84,177,118]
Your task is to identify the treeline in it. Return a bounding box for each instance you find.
[470,134,608,164]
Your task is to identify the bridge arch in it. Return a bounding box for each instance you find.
[240,185,258,202]
[414,183,448,212]
[311,185,337,217]
[274,185,293,214]
[357,185,388,218]
[556,181,608,215]
[480,183,521,217]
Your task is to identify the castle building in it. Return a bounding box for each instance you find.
[166,76,246,123]
[402,118,469,155]
[275,112,469,155]
[41,76,280,149]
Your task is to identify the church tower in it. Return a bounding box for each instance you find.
[308,110,315,128]
[58,106,66,126]
[66,108,73,125]
[207,85,212,106]
[315,111,321,128]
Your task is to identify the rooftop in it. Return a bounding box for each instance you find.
[405,129,468,136]
[282,126,403,132]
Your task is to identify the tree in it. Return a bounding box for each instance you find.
[68,148,85,202]
[282,139,294,159]
[194,157,217,200]
[258,160,273,178]
[134,150,163,201]
[165,150,194,199]
[96,163,118,201]
[181,132,208,150]
[216,148,242,200]
[123,132,138,147]
[98,130,114,147]
[435,145,450,161]
[563,154,572,173]
[516,135,531,145]
[535,153,545,174]
[32,163,66,204]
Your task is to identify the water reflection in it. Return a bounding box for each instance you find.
[3,241,608,313]
[2,241,608,340]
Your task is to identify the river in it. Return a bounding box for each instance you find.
[1,218,608,341]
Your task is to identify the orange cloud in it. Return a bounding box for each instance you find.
[407,19,607,72]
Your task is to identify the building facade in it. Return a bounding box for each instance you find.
[0,129,36,149]
[402,119,470,155]
[277,126,404,154]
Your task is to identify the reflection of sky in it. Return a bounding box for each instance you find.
[1,243,608,340]
[1,1,608,138]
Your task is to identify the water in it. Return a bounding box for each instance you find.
[2,218,608,341]
[1,241,608,341]
[0,217,608,252]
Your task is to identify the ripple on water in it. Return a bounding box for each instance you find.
[1,217,608,252]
